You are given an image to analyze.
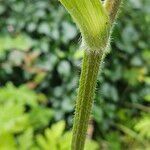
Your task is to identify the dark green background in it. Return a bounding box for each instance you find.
[0,0,150,149]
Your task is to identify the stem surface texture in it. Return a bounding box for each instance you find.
[59,0,122,149]
[72,50,103,150]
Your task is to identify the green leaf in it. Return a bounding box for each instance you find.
[0,83,38,107]
[36,121,65,150]
[135,115,150,139]
[85,139,99,150]
[0,101,29,134]
[0,133,16,150]
[62,21,77,43]
[58,132,72,150]
[38,22,50,35]
[50,120,66,138]
[29,106,53,130]
[0,34,34,54]
[57,60,71,78]
[18,128,34,150]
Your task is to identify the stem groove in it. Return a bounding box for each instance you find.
[72,50,104,150]
[104,0,122,24]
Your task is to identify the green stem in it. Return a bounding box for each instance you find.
[104,0,122,24]
[72,50,104,150]
[59,1,122,149]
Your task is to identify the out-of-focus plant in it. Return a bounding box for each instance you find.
[135,115,150,139]
[36,121,99,150]
[0,83,53,149]
[134,95,150,140]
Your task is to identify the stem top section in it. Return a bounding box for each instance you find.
[104,0,122,24]
[59,0,110,52]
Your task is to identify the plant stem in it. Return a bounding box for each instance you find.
[72,50,104,150]
[59,1,122,149]
[104,0,122,24]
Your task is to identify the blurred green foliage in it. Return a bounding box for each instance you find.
[36,121,98,150]
[0,83,53,149]
[0,0,150,149]
[0,84,98,150]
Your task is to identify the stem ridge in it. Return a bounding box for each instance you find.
[72,51,103,150]
[104,0,122,24]
[59,0,122,149]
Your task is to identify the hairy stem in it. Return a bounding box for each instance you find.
[59,0,122,149]
[72,50,104,150]
[104,0,122,24]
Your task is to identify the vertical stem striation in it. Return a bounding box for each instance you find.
[104,0,122,24]
[59,1,122,150]
[72,50,104,150]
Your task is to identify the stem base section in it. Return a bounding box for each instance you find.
[72,50,104,150]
